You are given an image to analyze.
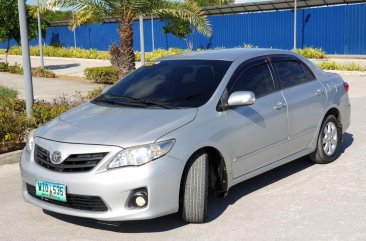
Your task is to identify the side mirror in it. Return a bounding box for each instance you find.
[101,86,111,94]
[227,91,256,107]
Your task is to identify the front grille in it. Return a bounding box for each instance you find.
[26,184,108,212]
[34,144,108,172]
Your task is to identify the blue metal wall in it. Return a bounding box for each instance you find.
[2,3,366,54]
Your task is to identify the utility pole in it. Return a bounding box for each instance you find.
[293,0,297,50]
[73,11,77,48]
[151,15,155,51]
[18,0,34,117]
[37,0,44,68]
[139,16,145,65]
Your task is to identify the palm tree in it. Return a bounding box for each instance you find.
[29,0,58,68]
[49,0,211,77]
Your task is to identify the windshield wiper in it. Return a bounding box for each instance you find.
[135,99,174,109]
[98,94,174,109]
[94,95,146,107]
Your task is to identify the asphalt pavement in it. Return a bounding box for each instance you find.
[0,55,142,77]
[0,72,101,101]
[0,73,365,241]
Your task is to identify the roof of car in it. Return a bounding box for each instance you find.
[160,48,295,61]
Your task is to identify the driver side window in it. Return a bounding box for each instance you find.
[231,62,276,99]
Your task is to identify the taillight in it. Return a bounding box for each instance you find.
[343,82,349,92]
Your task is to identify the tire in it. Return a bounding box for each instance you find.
[181,151,209,223]
[310,115,341,164]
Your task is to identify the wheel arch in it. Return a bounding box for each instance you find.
[179,146,229,205]
[324,107,342,133]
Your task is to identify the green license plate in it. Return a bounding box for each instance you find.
[35,180,67,202]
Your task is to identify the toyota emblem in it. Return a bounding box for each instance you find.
[50,151,63,164]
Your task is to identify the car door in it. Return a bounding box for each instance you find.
[269,55,327,153]
[224,56,289,179]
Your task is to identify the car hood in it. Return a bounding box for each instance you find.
[36,102,197,147]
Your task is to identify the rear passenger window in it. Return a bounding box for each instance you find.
[272,61,315,89]
[231,63,275,98]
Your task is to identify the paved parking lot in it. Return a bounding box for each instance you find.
[0,55,141,78]
[0,72,101,101]
[0,73,365,241]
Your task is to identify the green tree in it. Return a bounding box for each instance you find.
[195,0,234,6]
[163,0,235,50]
[50,0,211,77]
[163,18,194,49]
[43,10,73,22]
[0,0,47,63]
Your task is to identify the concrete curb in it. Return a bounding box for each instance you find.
[0,150,22,166]
[326,70,366,76]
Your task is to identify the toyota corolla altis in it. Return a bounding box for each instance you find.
[20,49,351,223]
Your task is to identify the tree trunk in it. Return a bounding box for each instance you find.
[5,38,10,64]
[111,22,135,78]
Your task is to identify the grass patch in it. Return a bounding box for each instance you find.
[5,46,110,60]
[0,88,102,154]
[32,67,56,78]
[0,85,17,100]
[318,61,366,71]
[135,48,188,62]
[8,63,23,74]
[84,66,119,84]
[0,62,8,72]
[86,86,104,99]
[0,62,56,78]
[295,47,327,59]
[1,46,188,62]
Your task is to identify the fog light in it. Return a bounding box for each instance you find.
[127,188,148,209]
[135,196,146,207]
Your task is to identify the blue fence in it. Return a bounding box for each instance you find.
[2,3,366,54]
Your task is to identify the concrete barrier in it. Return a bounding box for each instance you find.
[0,150,22,166]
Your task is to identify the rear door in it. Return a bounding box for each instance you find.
[224,56,289,178]
[269,55,327,153]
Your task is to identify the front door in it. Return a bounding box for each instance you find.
[224,57,288,178]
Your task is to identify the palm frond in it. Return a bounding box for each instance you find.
[49,0,114,28]
[150,0,212,37]
[28,0,56,18]
[69,11,90,30]
[28,5,39,18]
[48,0,211,36]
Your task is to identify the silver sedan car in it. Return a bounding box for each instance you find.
[20,48,351,223]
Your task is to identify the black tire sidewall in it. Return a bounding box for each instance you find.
[181,151,209,223]
[316,115,341,163]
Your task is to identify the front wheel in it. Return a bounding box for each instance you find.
[181,151,209,223]
[310,115,341,164]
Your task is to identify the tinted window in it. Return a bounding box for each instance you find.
[231,63,275,98]
[273,61,315,89]
[103,60,232,108]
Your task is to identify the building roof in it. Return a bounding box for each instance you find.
[203,0,366,15]
[50,0,366,27]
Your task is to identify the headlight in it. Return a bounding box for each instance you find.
[25,129,35,154]
[108,139,175,169]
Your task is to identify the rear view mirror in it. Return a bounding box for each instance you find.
[227,91,256,107]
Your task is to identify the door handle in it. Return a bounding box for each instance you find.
[274,101,286,110]
[314,89,325,96]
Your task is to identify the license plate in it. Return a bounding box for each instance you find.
[35,180,67,202]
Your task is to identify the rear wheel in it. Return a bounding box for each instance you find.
[181,151,209,223]
[310,115,341,164]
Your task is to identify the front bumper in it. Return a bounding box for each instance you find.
[20,139,185,221]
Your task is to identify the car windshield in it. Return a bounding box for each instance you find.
[97,60,232,108]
